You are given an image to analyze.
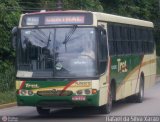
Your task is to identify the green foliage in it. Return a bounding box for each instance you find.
[63,0,103,11]
[100,0,155,19]
[0,0,21,92]
[100,0,160,56]
[0,64,15,92]
[0,0,160,96]
[0,0,20,49]
[18,0,103,12]
[0,90,16,104]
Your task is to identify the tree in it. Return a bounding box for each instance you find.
[18,0,44,12]
[100,0,160,55]
[100,0,151,19]
[18,0,103,12]
[0,0,20,63]
[63,0,103,11]
[0,0,21,90]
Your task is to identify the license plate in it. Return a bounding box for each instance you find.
[72,96,86,101]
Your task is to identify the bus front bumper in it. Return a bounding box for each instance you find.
[16,93,99,108]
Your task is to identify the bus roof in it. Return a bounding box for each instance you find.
[19,10,154,28]
[93,12,154,28]
[24,10,89,15]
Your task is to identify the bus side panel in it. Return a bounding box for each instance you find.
[141,51,157,90]
[110,55,143,100]
[149,50,157,87]
[140,55,151,90]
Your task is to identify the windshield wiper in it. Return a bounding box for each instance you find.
[62,25,77,51]
[46,31,51,48]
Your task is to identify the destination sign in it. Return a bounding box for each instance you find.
[26,17,39,25]
[21,12,93,26]
[45,16,85,25]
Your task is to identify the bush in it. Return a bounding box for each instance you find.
[0,90,16,104]
[0,63,15,92]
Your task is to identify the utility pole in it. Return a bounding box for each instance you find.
[56,0,63,10]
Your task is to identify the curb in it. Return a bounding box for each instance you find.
[0,102,17,109]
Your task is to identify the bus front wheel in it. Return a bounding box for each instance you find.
[36,107,50,116]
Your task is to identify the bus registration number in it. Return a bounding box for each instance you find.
[72,96,86,101]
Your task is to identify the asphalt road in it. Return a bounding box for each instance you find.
[0,81,160,122]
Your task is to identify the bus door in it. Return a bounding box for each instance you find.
[97,21,110,106]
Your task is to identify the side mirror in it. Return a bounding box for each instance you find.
[97,25,107,39]
[11,26,18,49]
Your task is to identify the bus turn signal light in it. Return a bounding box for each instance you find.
[92,89,97,94]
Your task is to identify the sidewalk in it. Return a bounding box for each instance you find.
[0,102,17,109]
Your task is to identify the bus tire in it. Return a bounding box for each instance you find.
[36,107,50,116]
[99,84,113,114]
[135,76,144,103]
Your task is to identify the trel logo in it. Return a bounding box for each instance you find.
[25,83,40,88]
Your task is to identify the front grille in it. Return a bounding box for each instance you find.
[37,90,73,96]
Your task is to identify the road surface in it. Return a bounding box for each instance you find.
[0,81,160,122]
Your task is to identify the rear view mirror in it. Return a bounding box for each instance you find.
[97,26,107,45]
[11,27,18,49]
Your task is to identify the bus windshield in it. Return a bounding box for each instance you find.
[17,27,97,78]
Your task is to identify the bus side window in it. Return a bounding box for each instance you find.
[148,29,154,53]
[114,25,121,55]
[131,27,135,54]
[108,24,115,55]
[120,25,128,55]
[99,30,107,60]
[127,26,131,54]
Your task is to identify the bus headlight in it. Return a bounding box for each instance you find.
[20,89,27,96]
[28,90,34,96]
[77,90,83,95]
[84,89,91,95]
[76,89,93,95]
[19,89,34,96]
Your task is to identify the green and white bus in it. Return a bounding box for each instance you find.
[12,10,156,115]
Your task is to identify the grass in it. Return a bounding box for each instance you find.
[0,90,16,105]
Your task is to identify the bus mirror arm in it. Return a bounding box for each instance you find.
[97,25,107,42]
[11,26,18,49]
